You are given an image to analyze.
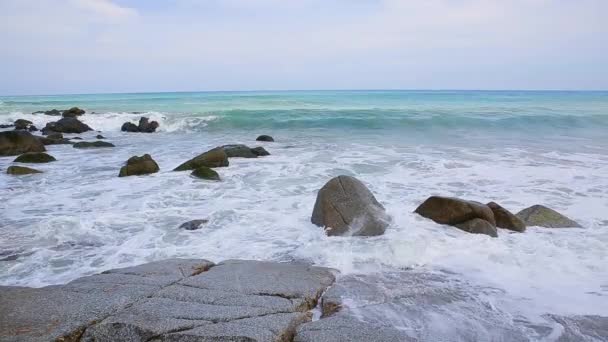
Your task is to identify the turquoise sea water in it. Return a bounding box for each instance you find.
[1,90,607,340]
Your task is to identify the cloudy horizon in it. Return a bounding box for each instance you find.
[1,0,607,95]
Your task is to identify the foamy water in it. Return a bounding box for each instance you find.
[1,90,607,340]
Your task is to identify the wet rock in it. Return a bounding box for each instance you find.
[119,154,160,177]
[0,124,14,128]
[174,147,229,171]
[296,316,410,342]
[221,144,259,158]
[455,218,498,237]
[191,166,220,180]
[62,107,85,117]
[311,175,389,236]
[415,196,496,226]
[0,131,46,156]
[14,152,56,163]
[96,134,105,139]
[34,109,62,116]
[252,146,270,156]
[516,205,581,228]
[47,132,63,140]
[121,117,159,133]
[42,117,92,134]
[0,259,335,342]
[256,134,274,142]
[36,135,73,146]
[27,125,38,132]
[13,119,33,130]
[487,202,526,232]
[6,165,42,175]
[73,141,115,148]
[178,219,209,230]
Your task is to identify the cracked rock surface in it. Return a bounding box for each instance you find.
[0,259,334,342]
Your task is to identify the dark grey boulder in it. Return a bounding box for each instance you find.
[73,141,115,148]
[62,107,85,117]
[121,122,139,132]
[221,144,259,158]
[34,109,62,116]
[487,202,526,232]
[178,219,209,230]
[36,135,73,146]
[174,147,229,171]
[14,152,56,163]
[256,134,274,142]
[121,117,159,133]
[119,154,160,177]
[0,131,46,156]
[455,218,498,237]
[7,165,42,175]
[13,119,33,130]
[96,134,105,139]
[516,205,581,228]
[191,166,220,180]
[42,117,92,134]
[311,175,389,236]
[47,132,63,140]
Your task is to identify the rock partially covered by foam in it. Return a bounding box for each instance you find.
[516,205,581,228]
[7,165,42,175]
[221,144,270,158]
[312,175,389,236]
[487,201,526,232]
[121,117,159,133]
[62,107,86,118]
[14,152,56,163]
[119,154,160,177]
[415,196,497,237]
[42,117,93,134]
[0,131,46,156]
[174,147,229,171]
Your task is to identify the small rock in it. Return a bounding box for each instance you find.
[221,144,271,158]
[455,218,498,237]
[36,136,72,146]
[6,166,42,175]
[42,117,92,134]
[251,146,270,156]
[256,135,274,142]
[73,141,115,148]
[121,117,159,133]
[96,134,105,139]
[14,119,33,130]
[174,147,229,171]
[121,122,139,132]
[191,166,220,180]
[14,152,56,163]
[28,125,38,132]
[178,219,209,230]
[487,202,526,232]
[516,205,581,228]
[118,154,160,177]
[311,175,389,236]
[0,131,46,156]
[62,107,85,118]
[35,109,62,116]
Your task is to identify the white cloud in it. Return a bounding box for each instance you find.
[69,0,138,19]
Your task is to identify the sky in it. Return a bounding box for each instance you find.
[0,0,607,95]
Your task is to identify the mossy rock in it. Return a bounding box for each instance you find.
[14,152,56,163]
[7,166,42,175]
[516,205,581,228]
[191,166,220,181]
[174,147,228,171]
[119,154,159,177]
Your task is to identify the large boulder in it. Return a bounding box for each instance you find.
[121,117,159,133]
[118,154,160,177]
[487,202,526,232]
[62,107,85,118]
[311,175,389,236]
[191,166,220,180]
[414,196,497,237]
[221,144,270,158]
[42,117,92,134]
[73,141,115,148]
[14,119,33,130]
[14,152,56,163]
[7,165,42,175]
[516,205,581,228]
[174,147,229,171]
[256,135,274,142]
[0,131,46,156]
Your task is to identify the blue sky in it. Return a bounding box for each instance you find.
[0,0,607,95]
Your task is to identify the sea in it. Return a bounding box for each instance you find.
[1,90,607,340]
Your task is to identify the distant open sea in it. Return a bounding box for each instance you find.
[1,90,607,340]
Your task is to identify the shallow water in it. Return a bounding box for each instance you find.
[1,90,607,340]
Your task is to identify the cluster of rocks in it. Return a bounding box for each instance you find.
[310,175,582,238]
[32,107,85,117]
[121,117,159,133]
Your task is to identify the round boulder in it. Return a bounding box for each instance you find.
[118,154,160,177]
[256,135,274,142]
[414,196,496,226]
[516,205,581,228]
[14,152,56,163]
[311,175,389,236]
[174,147,229,171]
[7,165,42,175]
[191,167,220,181]
[487,202,526,232]
[0,131,46,156]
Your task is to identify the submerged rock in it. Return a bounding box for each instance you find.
[96,134,105,139]
[121,122,139,132]
[191,166,220,180]
[174,147,229,171]
[0,131,46,156]
[487,202,526,232]
[178,219,209,230]
[121,117,159,133]
[14,152,56,163]
[73,141,115,148]
[62,107,85,118]
[516,205,581,228]
[256,134,274,142]
[0,124,14,128]
[34,109,62,116]
[6,165,42,175]
[42,117,92,134]
[311,175,389,236]
[415,196,497,237]
[221,144,271,158]
[47,132,64,140]
[118,154,160,177]
[36,135,73,146]
[252,146,270,156]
